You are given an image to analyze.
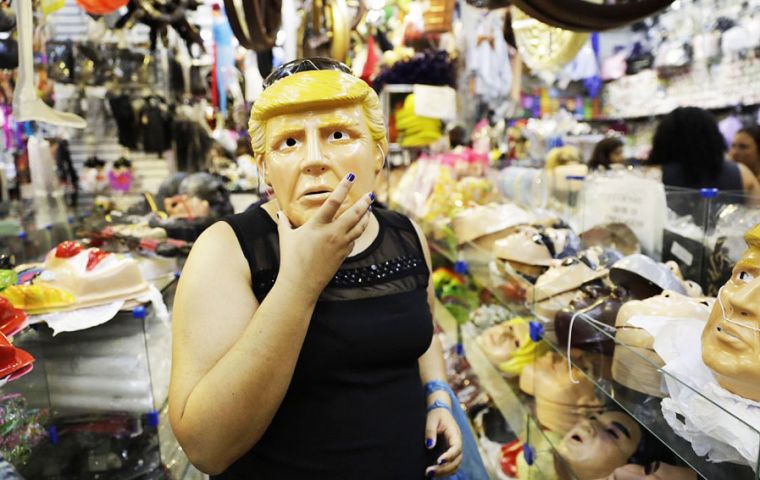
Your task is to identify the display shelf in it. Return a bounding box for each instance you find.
[435,300,577,479]
[539,315,759,480]
[440,235,760,480]
[2,274,179,477]
[455,238,760,480]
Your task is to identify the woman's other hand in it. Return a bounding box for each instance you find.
[425,407,463,478]
[277,173,373,299]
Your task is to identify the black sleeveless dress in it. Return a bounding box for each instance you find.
[217,206,433,479]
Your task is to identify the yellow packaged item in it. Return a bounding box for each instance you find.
[1,284,75,313]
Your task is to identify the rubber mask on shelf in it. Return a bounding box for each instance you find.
[613,290,713,397]
[702,223,760,401]
[557,411,642,480]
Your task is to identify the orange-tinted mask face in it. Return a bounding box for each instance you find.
[702,242,760,401]
[558,412,641,480]
[263,104,382,227]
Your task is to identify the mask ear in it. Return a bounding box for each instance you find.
[374,138,389,174]
[256,154,270,186]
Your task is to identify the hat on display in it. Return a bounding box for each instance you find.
[609,254,686,299]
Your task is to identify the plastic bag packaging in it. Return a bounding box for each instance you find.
[631,316,760,470]
[29,300,125,336]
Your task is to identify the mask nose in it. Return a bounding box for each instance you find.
[302,130,328,175]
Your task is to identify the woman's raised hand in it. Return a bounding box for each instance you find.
[276,173,374,300]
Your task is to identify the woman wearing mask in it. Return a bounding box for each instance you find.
[169,59,463,479]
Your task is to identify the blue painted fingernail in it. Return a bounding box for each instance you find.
[368,205,373,212]
[427,471,435,478]
[369,192,376,201]
[347,173,355,182]
[438,458,446,465]
[426,438,433,448]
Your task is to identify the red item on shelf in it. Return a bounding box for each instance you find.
[0,332,34,382]
[86,249,109,271]
[55,241,83,259]
[0,297,27,338]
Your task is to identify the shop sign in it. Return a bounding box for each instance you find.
[578,176,666,257]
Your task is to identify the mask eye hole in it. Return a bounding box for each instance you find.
[737,270,755,283]
[277,137,301,151]
[328,130,350,142]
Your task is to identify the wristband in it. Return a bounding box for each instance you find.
[427,399,451,413]
[424,379,449,397]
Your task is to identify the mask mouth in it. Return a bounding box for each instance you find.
[571,434,583,443]
[301,186,334,198]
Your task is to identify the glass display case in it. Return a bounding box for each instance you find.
[0,204,191,478]
[402,163,760,480]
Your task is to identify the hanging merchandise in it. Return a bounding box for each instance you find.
[423,0,456,34]
[80,156,109,195]
[373,51,457,93]
[511,7,588,82]
[0,2,14,32]
[600,47,627,81]
[557,39,599,91]
[223,0,282,52]
[114,0,203,52]
[75,0,128,16]
[138,96,172,154]
[0,37,17,70]
[508,0,674,32]
[467,10,511,112]
[108,157,133,194]
[12,0,85,128]
[212,5,235,116]
[298,0,350,62]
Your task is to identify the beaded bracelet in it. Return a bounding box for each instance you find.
[427,399,452,413]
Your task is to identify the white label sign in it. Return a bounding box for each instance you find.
[413,84,457,120]
[578,176,666,257]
